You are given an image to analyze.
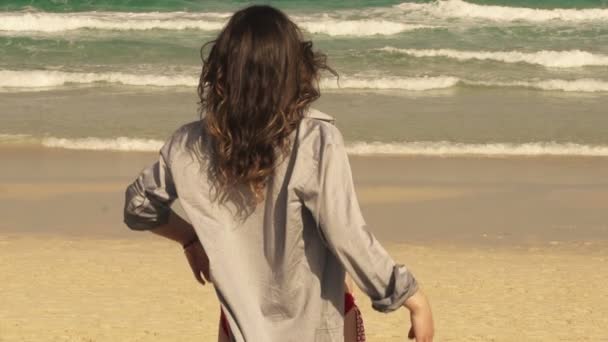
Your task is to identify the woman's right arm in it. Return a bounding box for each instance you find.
[298,123,433,340]
[405,289,434,341]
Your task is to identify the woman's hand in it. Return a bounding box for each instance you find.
[183,240,211,286]
[404,289,434,342]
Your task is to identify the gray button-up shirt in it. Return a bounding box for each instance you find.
[123,108,418,342]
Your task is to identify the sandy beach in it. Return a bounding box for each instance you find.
[2,146,608,245]
[1,146,607,341]
[3,0,608,340]
[1,237,607,341]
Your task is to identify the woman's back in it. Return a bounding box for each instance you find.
[174,108,345,341]
[124,108,418,341]
[123,5,430,341]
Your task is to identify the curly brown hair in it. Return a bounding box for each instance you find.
[197,5,336,206]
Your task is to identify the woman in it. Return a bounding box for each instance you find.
[123,5,433,342]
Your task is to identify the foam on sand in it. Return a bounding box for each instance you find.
[3,133,608,157]
[41,136,165,152]
[1,134,166,152]
[346,141,608,157]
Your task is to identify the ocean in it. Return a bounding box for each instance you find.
[1,0,607,156]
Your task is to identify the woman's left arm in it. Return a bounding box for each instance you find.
[148,209,198,247]
[123,134,178,232]
[147,210,210,286]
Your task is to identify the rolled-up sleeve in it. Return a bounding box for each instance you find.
[123,136,178,231]
[299,124,418,313]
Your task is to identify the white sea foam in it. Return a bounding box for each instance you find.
[323,76,608,92]
[0,70,197,88]
[4,134,607,157]
[472,78,608,92]
[345,141,608,157]
[321,76,460,91]
[530,79,608,92]
[396,0,608,22]
[2,2,607,34]
[380,47,608,68]
[1,70,458,91]
[0,11,433,36]
[0,11,227,32]
[41,136,164,152]
[0,133,165,151]
[0,133,38,144]
[0,133,31,139]
[297,19,432,36]
[3,70,607,93]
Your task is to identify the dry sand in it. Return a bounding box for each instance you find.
[1,236,606,341]
[1,146,608,341]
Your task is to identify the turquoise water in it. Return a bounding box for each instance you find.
[0,0,607,156]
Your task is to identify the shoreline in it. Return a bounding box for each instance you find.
[2,145,608,246]
[6,143,608,162]
[4,141,608,158]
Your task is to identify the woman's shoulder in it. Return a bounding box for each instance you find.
[300,108,345,146]
[304,108,335,124]
[164,120,204,147]
[175,119,204,136]
[159,119,206,163]
[296,108,347,167]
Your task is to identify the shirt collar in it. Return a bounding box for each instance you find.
[306,108,335,123]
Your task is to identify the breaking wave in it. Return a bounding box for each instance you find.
[3,70,608,93]
[322,76,608,92]
[297,19,432,36]
[396,0,608,22]
[380,47,608,68]
[0,70,197,88]
[0,11,227,32]
[0,11,433,36]
[3,1,608,36]
[321,76,460,91]
[470,78,608,92]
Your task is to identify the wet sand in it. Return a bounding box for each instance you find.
[2,145,608,245]
[1,146,608,341]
